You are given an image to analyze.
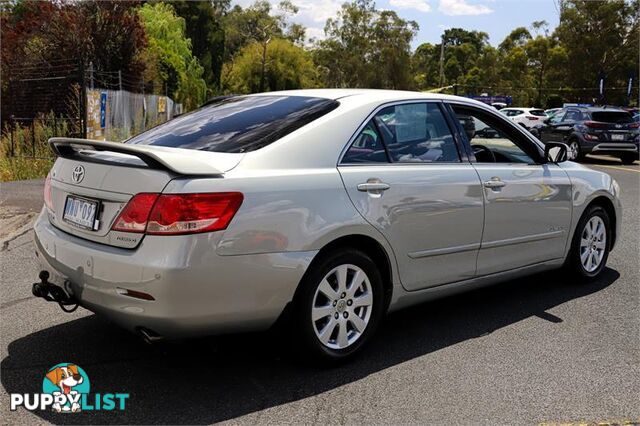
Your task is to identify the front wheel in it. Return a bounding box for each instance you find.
[293,249,385,362]
[564,205,611,282]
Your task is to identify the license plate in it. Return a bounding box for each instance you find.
[611,134,625,141]
[63,196,99,230]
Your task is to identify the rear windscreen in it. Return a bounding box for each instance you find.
[126,95,339,153]
[591,111,633,124]
[530,110,547,116]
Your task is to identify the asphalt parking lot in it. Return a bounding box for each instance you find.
[1,157,638,425]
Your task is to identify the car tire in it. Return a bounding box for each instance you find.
[564,205,611,282]
[619,153,638,165]
[568,139,583,161]
[292,248,385,363]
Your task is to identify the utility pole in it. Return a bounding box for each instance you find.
[89,62,94,90]
[438,34,446,88]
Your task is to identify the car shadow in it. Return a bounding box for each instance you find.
[582,154,638,165]
[1,268,619,424]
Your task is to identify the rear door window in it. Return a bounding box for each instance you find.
[342,121,389,163]
[127,95,339,153]
[375,103,461,163]
[591,111,633,124]
[529,109,547,117]
[563,110,583,122]
[341,102,461,164]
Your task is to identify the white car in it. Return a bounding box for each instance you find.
[500,108,547,129]
[32,89,621,362]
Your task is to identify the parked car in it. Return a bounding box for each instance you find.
[500,107,548,129]
[530,106,639,164]
[33,90,621,362]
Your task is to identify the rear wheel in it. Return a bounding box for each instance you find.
[293,249,384,362]
[564,205,611,282]
[568,139,582,161]
[619,153,638,165]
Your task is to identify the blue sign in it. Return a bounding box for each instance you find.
[100,92,107,129]
[467,95,513,106]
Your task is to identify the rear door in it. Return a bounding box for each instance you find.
[339,101,484,290]
[539,109,566,143]
[549,109,582,142]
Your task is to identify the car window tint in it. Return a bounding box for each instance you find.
[341,121,389,163]
[374,103,460,163]
[453,105,535,164]
[530,109,547,116]
[591,111,633,123]
[563,110,582,122]
[549,110,565,124]
[127,95,339,153]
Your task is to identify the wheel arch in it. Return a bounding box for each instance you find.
[584,195,617,250]
[297,234,395,312]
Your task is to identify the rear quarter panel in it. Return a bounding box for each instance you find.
[162,169,399,278]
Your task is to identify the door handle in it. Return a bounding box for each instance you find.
[357,180,390,193]
[483,177,506,189]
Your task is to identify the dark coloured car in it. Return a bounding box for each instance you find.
[530,107,639,164]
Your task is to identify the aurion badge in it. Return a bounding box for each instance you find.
[72,165,85,183]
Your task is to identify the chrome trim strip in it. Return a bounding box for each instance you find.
[481,230,565,249]
[408,242,481,259]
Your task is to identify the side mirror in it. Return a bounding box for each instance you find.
[544,142,569,163]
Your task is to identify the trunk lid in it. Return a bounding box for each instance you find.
[46,138,243,248]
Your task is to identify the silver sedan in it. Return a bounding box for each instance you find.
[33,89,621,362]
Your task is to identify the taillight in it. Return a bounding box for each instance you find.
[111,193,159,233]
[628,122,639,129]
[44,173,54,211]
[584,121,608,129]
[111,192,243,235]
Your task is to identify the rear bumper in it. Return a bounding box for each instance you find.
[580,140,639,155]
[33,209,316,338]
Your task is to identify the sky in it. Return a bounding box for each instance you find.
[233,0,562,48]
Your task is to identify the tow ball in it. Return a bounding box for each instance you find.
[32,271,79,313]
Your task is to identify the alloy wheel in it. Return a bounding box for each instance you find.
[569,141,580,160]
[311,264,373,350]
[579,216,606,273]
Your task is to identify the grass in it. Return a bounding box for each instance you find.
[0,115,74,182]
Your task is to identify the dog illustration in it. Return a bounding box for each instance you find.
[45,364,83,412]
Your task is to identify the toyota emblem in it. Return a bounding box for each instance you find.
[72,165,85,183]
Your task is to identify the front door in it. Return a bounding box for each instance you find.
[450,104,573,276]
[338,102,484,291]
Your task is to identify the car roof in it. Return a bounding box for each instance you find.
[246,88,492,109]
[566,106,629,113]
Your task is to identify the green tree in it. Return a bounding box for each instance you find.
[222,38,317,93]
[314,0,417,89]
[222,1,301,92]
[554,0,639,103]
[138,3,206,109]
[170,1,229,92]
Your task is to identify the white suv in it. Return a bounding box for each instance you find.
[500,108,547,129]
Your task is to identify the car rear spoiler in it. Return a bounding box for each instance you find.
[49,138,225,176]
